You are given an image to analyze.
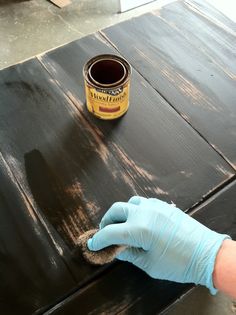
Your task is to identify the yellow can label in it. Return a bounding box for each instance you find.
[85,82,130,120]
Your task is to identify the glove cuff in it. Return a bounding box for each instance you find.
[184,231,231,294]
[205,234,231,295]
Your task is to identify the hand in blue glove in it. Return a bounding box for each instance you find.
[87,196,230,294]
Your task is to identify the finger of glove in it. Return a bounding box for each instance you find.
[128,196,147,205]
[88,223,139,251]
[99,202,136,229]
[116,247,144,261]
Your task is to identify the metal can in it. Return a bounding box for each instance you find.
[83,54,131,120]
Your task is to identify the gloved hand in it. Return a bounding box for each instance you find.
[87,196,230,294]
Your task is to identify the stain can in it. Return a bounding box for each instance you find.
[83,54,131,120]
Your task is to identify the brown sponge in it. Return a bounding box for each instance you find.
[78,229,127,265]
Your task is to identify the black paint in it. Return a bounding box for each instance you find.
[0,58,143,313]
[0,154,75,315]
[44,179,236,315]
[40,33,234,209]
[102,1,236,167]
[24,149,93,249]
[44,262,191,315]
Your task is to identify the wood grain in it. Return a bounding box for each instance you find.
[184,0,236,32]
[190,179,236,239]
[102,0,236,168]
[44,262,191,315]
[39,33,234,210]
[0,59,143,313]
[160,1,236,86]
[44,179,236,315]
[0,153,75,315]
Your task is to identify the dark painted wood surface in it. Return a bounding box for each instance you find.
[0,153,75,315]
[44,180,236,315]
[0,0,235,314]
[102,0,236,168]
[44,263,191,315]
[0,59,143,314]
[184,0,236,32]
[190,180,236,239]
[1,53,231,315]
[39,34,234,209]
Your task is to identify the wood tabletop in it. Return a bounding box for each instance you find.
[0,0,235,314]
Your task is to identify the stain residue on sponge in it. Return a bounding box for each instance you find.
[78,229,127,265]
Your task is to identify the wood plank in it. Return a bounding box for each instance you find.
[0,58,142,292]
[0,153,75,315]
[190,179,236,239]
[101,0,236,168]
[39,33,234,210]
[160,1,236,90]
[185,0,236,31]
[44,179,236,315]
[44,263,191,315]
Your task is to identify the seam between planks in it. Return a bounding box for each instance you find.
[187,175,236,215]
[184,0,236,36]
[117,285,192,315]
[36,43,236,311]
[0,151,78,284]
[38,35,236,213]
[39,262,118,315]
[41,177,236,315]
[153,4,236,80]
[98,31,236,172]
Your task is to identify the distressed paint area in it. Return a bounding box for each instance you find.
[39,63,143,199]
[216,164,234,178]
[161,66,220,112]
[0,63,142,250]
[1,153,37,222]
[180,113,191,123]
[210,143,235,170]
[0,154,66,258]
[58,89,141,218]
[99,30,120,52]
[94,32,110,46]
[38,55,58,77]
[24,149,94,248]
[135,47,220,113]
[157,5,236,80]
[112,143,170,196]
[119,171,140,194]
[153,187,169,195]
[113,144,157,181]
[65,91,110,165]
[184,0,236,37]
[180,170,193,178]
[65,181,101,219]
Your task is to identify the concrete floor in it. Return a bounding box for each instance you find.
[1,0,236,314]
[0,0,174,69]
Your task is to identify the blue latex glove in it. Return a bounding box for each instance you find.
[87,196,230,294]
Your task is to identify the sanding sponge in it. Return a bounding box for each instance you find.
[78,229,127,265]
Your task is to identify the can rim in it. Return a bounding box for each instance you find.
[83,54,131,90]
[88,58,127,88]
